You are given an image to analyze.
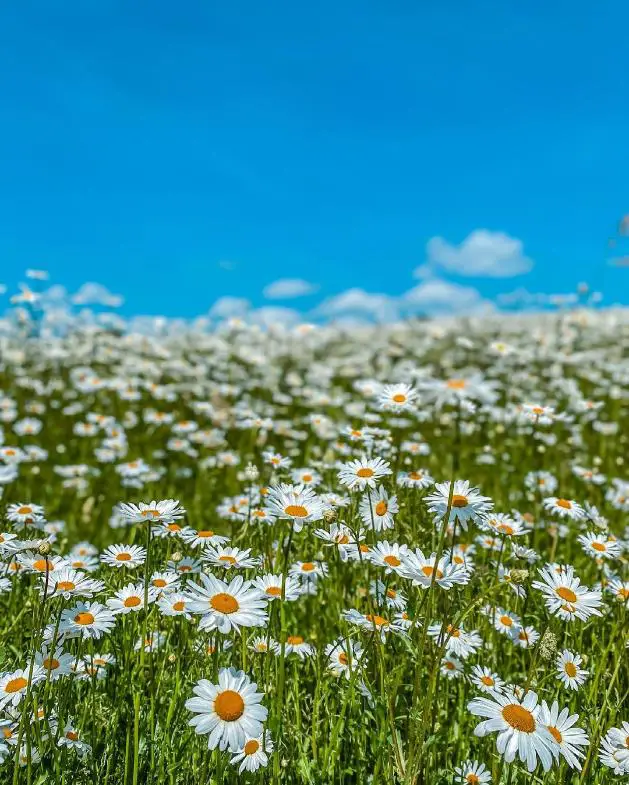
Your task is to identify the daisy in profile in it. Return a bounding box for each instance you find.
[542,497,585,521]
[468,690,555,772]
[359,486,398,531]
[325,638,365,678]
[425,480,492,528]
[400,548,470,590]
[454,759,491,784]
[180,529,229,549]
[599,721,629,774]
[118,499,185,524]
[276,635,315,660]
[100,544,146,569]
[186,667,267,752]
[532,564,603,622]
[538,700,588,770]
[106,583,151,615]
[342,608,406,642]
[230,731,273,773]
[313,522,362,561]
[470,665,505,694]
[157,592,192,619]
[555,650,588,690]
[253,573,301,603]
[60,602,116,640]
[370,580,407,611]
[607,578,629,607]
[249,637,275,654]
[481,513,527,538]
[366,541,406,573]
[134,632,166,653]
[186,573,267,634]
[6,502,45,526]
[377,383,418,412]
[397,468,434,489]
[337,455,391,491]
[47,568,104,600]
[202,545,261,571]
[577,532,622,561]
[427,623,482,659]
[264,484,324,531]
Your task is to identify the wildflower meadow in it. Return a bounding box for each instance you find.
[0,291,628,784]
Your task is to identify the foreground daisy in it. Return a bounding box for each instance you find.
[186,573,268,634]
[468,690,555,772]
[0,667,44,709]
[186,668,267,752]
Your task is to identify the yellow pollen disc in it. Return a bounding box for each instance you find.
[481,676,494,686]
[17,506,32,514]
[392,394,407,403]
[219,555,237,564]
[500,615,513,627]
[591,542,606,552]
[2,728,12,738]
[5,677,28,693]
[152,579,167,587]
[214,690,245,721]
[287,635,304,645]
[284,504,308,518]
[446,625,461,637]
[167,523,181,532]
[301,562,315,572]
[33,559,54,572]
[421,565,444,579]
[408,472,423,480]
[446,379,466,390]
[359,545,370,553]
[445,661,456,669]
[124,596,141,608]
[501,704,535,733]
[172,601,185,612]
[466,776,480,785]
[244,739,260,755]
[565,662,577,677]
[387,589,396,598]
[375,501,388,516]
[43,658,60,670]
[210,593,239,614]
[302,474,313,482]
[266,586,282,596]
[498,524,514,536]
[197,530,215,538]
[337,535,350,544]
[66,731,79,741]
[365,614,389,627]
[384,555,401,567]
[555,499,572,509]
[57,581,75,592]
[338,653,348,665]
[356,468,374,478]
[618,588,629,600]
[141,509,160,518]
[115,553,132,561]
[556,586,577,603]
[452,495,468,508]
[548,726,562,743]
[74,612,95,625]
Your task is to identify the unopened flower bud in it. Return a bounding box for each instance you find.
[38,541,52,556]
[244,463,259,481]
[168,654,176,663]
[509,569,529,585]
[323,508,338,524]
[170,551,183,563]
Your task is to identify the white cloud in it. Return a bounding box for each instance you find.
[424,230,533,278]
[248,306,301,328]
[208,297,251,318]
[263,278,319,299]
[403,278,494,316]
[72,282,123,307]
[314,288,399,323]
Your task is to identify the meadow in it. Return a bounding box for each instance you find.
[0,304,627,784]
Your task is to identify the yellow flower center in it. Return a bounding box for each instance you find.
[301,562,315,572]
[57,581,75,592]
[214,690,245,721]
[172,601,185,612]
[375,501,388,516]
[548,726,562,743]
[115,553,132,562]
[287,635,304,645]
[501,704,535,733]
[556,586,577,603]
[452,495,468,508]
[210,593,239,614]
[284,505,308,518]
[555,499,572,509]
[565,662,577,677]
[74,612,95,625]
[481,675,494,686]
[5,677,27,693]
[357,468,374,478]
[500,615,513,627]
[266,586,282,596]
[244,739,260,755]
[384,555,401,567]
[124,596,141,608]
[43,658,60,670]
[392,394,407,403]
[365,614,389,627]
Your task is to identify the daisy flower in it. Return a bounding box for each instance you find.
[370,580,407,611]
[400,548,470,590]
[454,759,491,785]
[555,650,589,690]
[6,502,45,526]
[531,564,603,622]
[441,655,464,679]
[289,561,328,580]
[599,721,629,775]
[377,383,418,411]
[368,541,409,574]
[359,486,398,531]
[57,723,92,758]
[275,635,315,660]
[397,469,434,489]
[253,573,302,603]
[337,455,392,491]
[471,665,505,694]
[100,544,147,569]
[106,583,151,615]
[577,532,622,561]
[264,484,324,530]
[34,646,75,681]
[186,573,268,634]
[290,468,322,487]
[47,568,104,600]
[512,625,540,649]
[425,480,492,528]
[117,499,185,524]
[180,529,229,549]
[342,608,406,642]
[60,602,116,640]
[538,700,588,770]
[203,545,261,571]
[468,690,555,772]
[157,592,192,618]
[149,571,180,593]
[607,578,629,607]
[186,667,267,752]
[229,731,273,774]
[427,623,483,659]
[542,497,585,520]
[325,638,365,678]
[134,632,166,653]
[0,668,44,709]
[492,608,521,636]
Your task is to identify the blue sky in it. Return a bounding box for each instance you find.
[1,1,628,320]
